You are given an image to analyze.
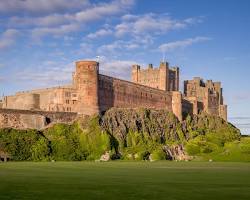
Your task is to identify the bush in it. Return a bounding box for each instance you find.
[150,148,166,161]
[239,138,250,154]
[79,117,110,160]
[185,142,201,155]
[31,137,50,161]
[0,128,47,161]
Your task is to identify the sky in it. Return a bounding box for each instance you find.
[0,0,250,134]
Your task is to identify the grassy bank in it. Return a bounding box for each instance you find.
[0,162,249,200]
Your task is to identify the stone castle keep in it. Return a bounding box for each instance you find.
[0,60,227,122]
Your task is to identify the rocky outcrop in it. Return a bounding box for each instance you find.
[162,145,191,161]
[101,108,183,143]
[100,108,241,160]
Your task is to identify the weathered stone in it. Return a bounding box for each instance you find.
[0,109,77,129]
[100,151,110,162]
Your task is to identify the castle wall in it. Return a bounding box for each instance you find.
[3,87,77,113]
[0,109,77,129]
[98,74,173,113]
[219,105,227,121]
[172,91,182,121]
[3,93,40,110]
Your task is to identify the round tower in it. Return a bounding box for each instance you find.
[75,61,100,115]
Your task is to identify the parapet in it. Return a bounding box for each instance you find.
[160,61,169,68]
[75,60,99,73]
[132,64,140,70]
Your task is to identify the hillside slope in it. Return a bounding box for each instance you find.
[0,108,248,162]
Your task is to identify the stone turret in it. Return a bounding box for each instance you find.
[74,61,100,115]
[131,64,140,83]
[159,61,169,91]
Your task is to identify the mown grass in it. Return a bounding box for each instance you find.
[0,161,249,200]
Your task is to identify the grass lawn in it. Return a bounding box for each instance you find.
[0,161,249,200]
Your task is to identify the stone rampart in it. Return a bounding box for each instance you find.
[0,109,78,130]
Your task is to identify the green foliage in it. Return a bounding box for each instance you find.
[239,137,250,154]
[150,148,166,161]
[31,137,50,161]
[44,123,84,161]
[0,128,47,161]
[79,116,110,160]
[185,135,219,155]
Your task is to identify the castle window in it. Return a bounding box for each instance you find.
[66,100,70,104]
[65,92,71,97]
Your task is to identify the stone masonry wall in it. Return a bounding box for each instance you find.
[0,109,77,129]
[98,74,173,113]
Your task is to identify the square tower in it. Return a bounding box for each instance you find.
[131,61,179,92]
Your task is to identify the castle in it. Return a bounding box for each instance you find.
[0,60,227,121]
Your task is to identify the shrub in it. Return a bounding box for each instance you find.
[150,148,166,161]
[0,128,45,161]
[31,137,50,161]
[239,138,250,154]
[79,117,110,160]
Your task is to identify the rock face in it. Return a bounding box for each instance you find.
[100,151,110,162]
[162,145,191,161]
[101,108,183,143]
[100,108,240,160]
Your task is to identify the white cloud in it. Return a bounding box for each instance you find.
[159,37,211,52]
[87,29,113,39]
[115,13,202,37]
[31,24,80,41]
[97,40,141,55]
[11,56,138,87]
[9,14,73,27]
[99,57,140,80]
[0,0,89,14]
[8,0,135,40]
[79,43,94,56]
[15,60,75,86]
[75,0,135,22]
[0,29,19,50]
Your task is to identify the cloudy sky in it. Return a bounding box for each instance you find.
[0,0,249,134]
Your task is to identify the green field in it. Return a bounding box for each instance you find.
[0,162,249,200]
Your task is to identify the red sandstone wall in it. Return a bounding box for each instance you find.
[98,74,173,113]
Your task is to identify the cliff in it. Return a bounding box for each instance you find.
[0,108,246,162]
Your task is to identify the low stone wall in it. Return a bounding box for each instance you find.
[0,109,78,130]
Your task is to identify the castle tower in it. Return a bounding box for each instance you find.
[159,61,169,91]
[74,61,100,115]
[172,91,182,121]
[131,65,140,83]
